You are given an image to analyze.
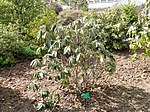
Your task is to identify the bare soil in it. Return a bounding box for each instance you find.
[0,50,150,112]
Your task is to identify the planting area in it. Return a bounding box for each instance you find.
[0,0,150,111]
[0,50,150,112]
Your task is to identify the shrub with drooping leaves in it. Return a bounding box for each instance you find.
[31,17,116,110]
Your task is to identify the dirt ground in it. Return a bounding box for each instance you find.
[0,50,150,112]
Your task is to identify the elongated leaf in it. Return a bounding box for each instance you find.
[76,53,81,62]
[35,102,45,111]
[64,46,71,54]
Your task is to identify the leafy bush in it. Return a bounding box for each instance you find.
[19,42,37,57]
[89,8,129,50]
[129,0,150,57]
[121,4,138,25]
[58,10,86,25]
[60,0,88,10]
[0,24,20,66]
[0,24,37,66]
[0,0,44,37]
[0,53,15,66]
[31,17,116,110]
[28,9,57,38]
[86,4,138,50]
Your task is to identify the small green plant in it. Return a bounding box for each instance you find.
[35,90,60,111]
[28,82,39,91]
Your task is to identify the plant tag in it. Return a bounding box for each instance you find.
[81,92,90,100]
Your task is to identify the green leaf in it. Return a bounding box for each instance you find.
[51,51,57,57]
[49,94,55,104]
[60,71,66,79]
[56,94,61,103]
[41,90,50,99]
[60,69,70,79]
[76,53,81,62]
[64,46,71,54]
[100,55,104,62]
[68,56,74,67]
[30,59,41,67]
[61,79,70,88]
[38,72,44,79]
[35,102,46,111]
[28,82,39,91]
[36,47,42,55]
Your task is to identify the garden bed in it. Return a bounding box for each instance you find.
[0,50,150,112]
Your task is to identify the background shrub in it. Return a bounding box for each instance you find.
[87,4,138,50]
[0,24,37,66]
[129,0,150,57]
[0,0,44,38]
[121,4,138,25]
[58,10,86,25]
[91,8,129,50]
[0,24,20,66]
[28,9,57,38]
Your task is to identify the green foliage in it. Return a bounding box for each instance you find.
[89,8,129,50]
[0,0,57,66]
[129,0,150,57]
[58,10,86,25]
[0,0,44,25]
[31,17,116,109]
[58,5,138,50]
[19,42,37,56]
[0,23,37,66]
[34,90,60,111]
[28,9,57,38]
[0,0,45,40]
[0,0,14,24]
[0,53,15,66]
[28,82,39,91]
[0,24,20,66]
[121,4,138,25]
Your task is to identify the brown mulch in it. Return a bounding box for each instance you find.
[0,51,150,112]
